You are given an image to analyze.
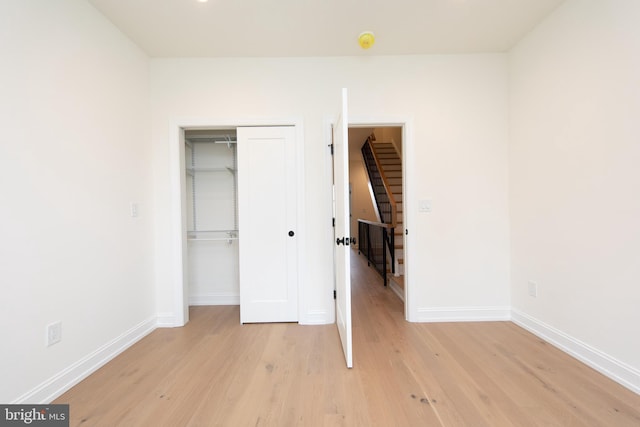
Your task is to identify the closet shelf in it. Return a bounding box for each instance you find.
[186,166,236,176]
[187,230,238,242]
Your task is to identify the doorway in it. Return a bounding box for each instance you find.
[348,126,407,305]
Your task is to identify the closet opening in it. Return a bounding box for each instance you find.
[172,122,303,327]
[184,129,240,307]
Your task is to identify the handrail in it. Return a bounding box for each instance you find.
[363,138,398,227]
[361,141,389,223]
[357,219,393,228]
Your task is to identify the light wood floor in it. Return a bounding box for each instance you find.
[55,251,640,426]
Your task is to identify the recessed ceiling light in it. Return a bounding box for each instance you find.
[197,0,208,3]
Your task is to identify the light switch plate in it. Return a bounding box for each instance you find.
[47,321,62,347]
[528,280,538,297]
[418,199,432,213]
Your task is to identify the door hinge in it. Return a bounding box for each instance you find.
[332,217,335,227]
[333,290,337,300]
[329,143,334,155]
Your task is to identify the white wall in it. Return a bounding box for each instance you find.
[150,54,511,325]
[509,0,640,391]
[0,0,154,402]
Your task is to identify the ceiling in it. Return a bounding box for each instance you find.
[88,0,566,58]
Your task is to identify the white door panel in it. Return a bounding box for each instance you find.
[333,89,353,368]
[238,126,298,323]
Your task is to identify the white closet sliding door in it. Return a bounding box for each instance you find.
[237,126,298,323]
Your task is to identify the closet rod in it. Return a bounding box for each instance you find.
[187,229,238,233]
[187,237,238,241]
[185,136,237,144]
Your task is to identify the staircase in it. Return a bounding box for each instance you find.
[370,142,404,284]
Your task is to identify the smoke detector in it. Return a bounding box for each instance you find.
[358,31,375,49]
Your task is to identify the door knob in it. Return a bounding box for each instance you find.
[288,230,295,237]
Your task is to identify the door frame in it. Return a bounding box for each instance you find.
[169,118,305,327]
[330,116,416,322]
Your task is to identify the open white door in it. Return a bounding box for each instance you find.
[333,88,353,368]
[238,126,298,323]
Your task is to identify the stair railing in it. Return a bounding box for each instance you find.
[361,137,398,227]
[360,137,398,275]
[358,220,394,286]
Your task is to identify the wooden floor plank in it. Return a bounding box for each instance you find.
[55,250,640,426]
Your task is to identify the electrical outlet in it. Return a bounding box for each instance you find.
[528,281,538,298]
[47,321,62,347]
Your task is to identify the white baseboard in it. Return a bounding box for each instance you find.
[416,306,511,322]
[511,309,640,395]
[13,316,157,404]
[300,309,330,325]
[156,312,178,327]
[189,293,239,306]
[388,279,405,302]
